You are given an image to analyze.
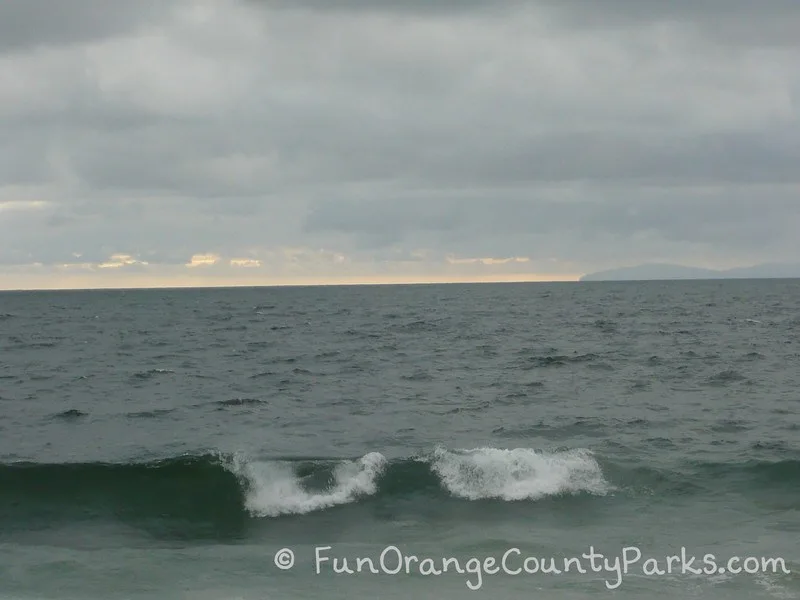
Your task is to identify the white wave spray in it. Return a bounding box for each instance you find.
[225,452,387,517]
[429,447,610,501]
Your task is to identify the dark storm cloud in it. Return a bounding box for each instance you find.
[0,0,163,53]
[295,128,800,188]
[251,0,521,14]
[544,0,800,46]
[257,0,796,17]
[256,0,800,45]
[304,192,800,252]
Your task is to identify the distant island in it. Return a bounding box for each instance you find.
[579,263,800,282]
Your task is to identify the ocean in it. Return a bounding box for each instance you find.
[0,280,798,599]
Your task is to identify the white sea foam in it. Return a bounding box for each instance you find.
[223,447,608,516]
[225,452,387,517]
[429,447,610,501]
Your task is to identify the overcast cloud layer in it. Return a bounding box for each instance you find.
[1,0,798,288]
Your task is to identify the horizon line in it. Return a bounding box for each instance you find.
[0,275,584,293]
[3,275,798,293]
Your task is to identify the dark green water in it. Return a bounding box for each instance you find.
[0,280,798,598]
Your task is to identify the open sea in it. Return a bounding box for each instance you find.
[0,280,798,599]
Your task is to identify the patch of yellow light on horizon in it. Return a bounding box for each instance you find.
[445,255,531,266]
[186,253,220,268]
[230,258,262,268]
[0,270,582,291]
[98,254,148,269]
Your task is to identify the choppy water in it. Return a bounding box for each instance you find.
[0,280,798,599]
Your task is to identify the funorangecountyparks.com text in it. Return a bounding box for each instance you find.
[271,545,791,591]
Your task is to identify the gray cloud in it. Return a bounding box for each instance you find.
[0,1,163,53]
[1,0,799,287]
[254,0,800,46]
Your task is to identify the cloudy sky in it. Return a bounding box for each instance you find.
[1,0,798,289]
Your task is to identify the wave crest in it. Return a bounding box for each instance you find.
[7,449,795,525]
[430,447,610,501]
[225,452,387,517]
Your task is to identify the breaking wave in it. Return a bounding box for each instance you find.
[429,447,610,501]
[225,451,388,517]
[2,448,796,526]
